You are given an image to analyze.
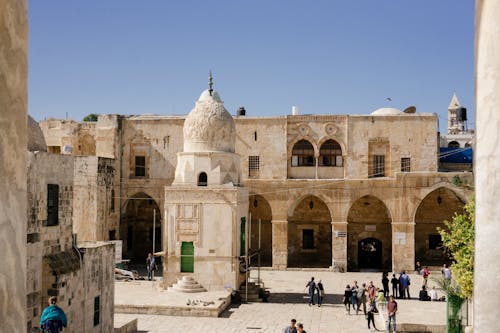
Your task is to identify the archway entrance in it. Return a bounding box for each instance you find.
[249,195,272,267]
[347,195,392,271]
[120,192,162,265]
[288,195,332,268]
[358,238,382,269]
[414,187,465,266]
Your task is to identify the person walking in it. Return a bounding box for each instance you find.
[386,296,398,333]
[317,280,324,307]
[305,277,317,306]
[443,264,452,280]
[146,253,156,281]
[343,284,352,314]
[283,319,297,333]
[368,281,376,302]
[382,272,390,298]
[366,300,378,331]
[351,281,359,314]
[391,273,399,298]
[421,266,430,288]
[358,282,367,315]
[40,296,67,333]
[296,323,307,333]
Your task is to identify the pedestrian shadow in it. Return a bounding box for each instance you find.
[265,292,345,305]
[219,303,242,318]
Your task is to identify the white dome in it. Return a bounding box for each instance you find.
[183,90,236,153]
[371,107,404,116]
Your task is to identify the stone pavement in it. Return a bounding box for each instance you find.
[115,270,447,333]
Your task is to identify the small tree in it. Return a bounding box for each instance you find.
[438,197,474,298]
[83,113,99,122]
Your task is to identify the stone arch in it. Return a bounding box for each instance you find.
[291,139,316,166]
[288,136,319,157]
[414,187,465,266]
[287,195,332,268]
[448,141,460,148]
[347,195,392,271]
[249,194,273,266]
[317,136,346,157]
[120,192,162,265]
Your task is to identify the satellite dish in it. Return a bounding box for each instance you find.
[403,106,416,114]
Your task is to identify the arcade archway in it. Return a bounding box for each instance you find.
[120,192,162,264]
[414,187,465,266]
[347,195,392,271]
[249,195,272,267]
[288,195,332,268]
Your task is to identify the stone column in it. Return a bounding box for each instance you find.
[0,0,28,331]
[475,1,500,331]
[331,221,347,271]
[391,222,414,272]
[272,220,288,269]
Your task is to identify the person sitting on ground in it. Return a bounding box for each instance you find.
[429,286,438,301]
[283,318,297,333]
[297,323,307,333]
[40,296,67,333]
[419,285,431,301]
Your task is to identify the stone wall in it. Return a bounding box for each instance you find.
[0,0,28,330]
[73,156,116,242]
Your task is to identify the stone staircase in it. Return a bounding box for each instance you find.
[169,276,207,293]
[239,282,262,302]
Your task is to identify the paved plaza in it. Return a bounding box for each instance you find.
[115,270,447,332]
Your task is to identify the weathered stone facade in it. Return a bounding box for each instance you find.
[40,90,473,276]
[26,151,115,332]
[0,0,28,331]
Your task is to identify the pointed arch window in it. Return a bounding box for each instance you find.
[319,139,343,166]
[198,172,207,186]
[291,140,315,166]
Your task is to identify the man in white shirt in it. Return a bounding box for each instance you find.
[430,286,438,301]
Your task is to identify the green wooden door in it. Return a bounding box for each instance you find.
[180,241,194,273]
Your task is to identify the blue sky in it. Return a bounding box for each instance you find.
[28,1,474,132]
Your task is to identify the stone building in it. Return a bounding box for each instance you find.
[26,116,115,332]
[39,81,473,281]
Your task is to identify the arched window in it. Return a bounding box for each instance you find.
[448,141,460,148]
[291,140,314,166]
[465,142,471,148]
[198,172,207,186]
[319,139,343,166]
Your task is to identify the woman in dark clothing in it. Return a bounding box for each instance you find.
[343,284,352,315]
[382,272,390,298]
[366,300,378,330]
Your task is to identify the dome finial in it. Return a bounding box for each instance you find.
[208,71,214,96]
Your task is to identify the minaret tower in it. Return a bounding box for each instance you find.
[447,93,462,134]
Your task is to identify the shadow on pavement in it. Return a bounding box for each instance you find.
[267,292,344,305]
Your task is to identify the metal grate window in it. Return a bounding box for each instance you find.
[401,157,411,172]
[46,184,59,226]
[135,156,146,177]
[372,155,385,177]
[248,156,260,177]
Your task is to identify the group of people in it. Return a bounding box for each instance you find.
[342,279,398,331]
[283,319,308,333]
[389,271,412,299]
[305,277,325,306]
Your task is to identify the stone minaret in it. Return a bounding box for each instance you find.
[447,93,462,134]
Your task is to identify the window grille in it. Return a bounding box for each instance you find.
[401,157,411,172]
[372,155,385,177]
[248,156,260,177]
[135,156,146,177]
[319,140,343,166]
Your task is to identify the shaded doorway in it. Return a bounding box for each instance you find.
[120,192,162,265]
[249,195,273,267]
[414,187,465,266]
[358,238,383,269]
[288,195,332,268]
[347,195,392,271]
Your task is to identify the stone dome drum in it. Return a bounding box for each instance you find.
[183,89,236,153]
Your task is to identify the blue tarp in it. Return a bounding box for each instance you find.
[439,147,473,163]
